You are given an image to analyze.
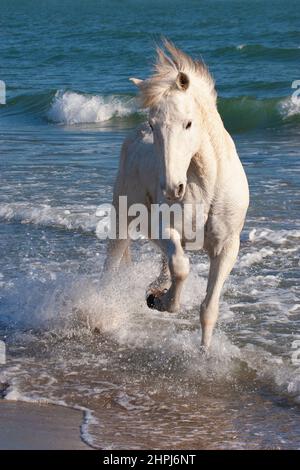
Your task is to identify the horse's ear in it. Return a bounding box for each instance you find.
[176,72,189,91]
[129,77,143,87]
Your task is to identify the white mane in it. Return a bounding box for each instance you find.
[137,40,216,108]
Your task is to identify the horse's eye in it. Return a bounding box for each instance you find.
[185,121,192,129]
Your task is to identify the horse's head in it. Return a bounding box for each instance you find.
[130,40,216,202]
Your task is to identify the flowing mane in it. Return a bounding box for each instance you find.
[136,40,216,108]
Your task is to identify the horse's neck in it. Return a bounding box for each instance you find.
[189,104,229,202]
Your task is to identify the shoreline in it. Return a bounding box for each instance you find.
[0,401,91,450]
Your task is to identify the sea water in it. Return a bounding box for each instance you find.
[0,0,299,449]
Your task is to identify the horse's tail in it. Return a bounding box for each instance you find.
[121,242,131,265]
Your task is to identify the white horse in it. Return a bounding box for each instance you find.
[104,41,249,349]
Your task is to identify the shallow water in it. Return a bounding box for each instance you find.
[0,0,300,449]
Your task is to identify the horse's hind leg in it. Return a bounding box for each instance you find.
[103,238,130,274]
[147,229,189,313]
[201,236,240,349]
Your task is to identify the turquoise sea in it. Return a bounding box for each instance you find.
[0,0,299,448]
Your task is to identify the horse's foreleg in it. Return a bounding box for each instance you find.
[201,236,240,349]
[147,229,189,312]
[147,255,171,295]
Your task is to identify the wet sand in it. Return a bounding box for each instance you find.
[0,401,91,450]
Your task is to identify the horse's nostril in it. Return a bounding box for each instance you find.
[177,183,185,198]
[162,184,185,200]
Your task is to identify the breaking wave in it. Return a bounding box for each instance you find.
[1,89,300,132]
[47,90,138,124]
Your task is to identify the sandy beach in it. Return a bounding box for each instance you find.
[0,401,91,450]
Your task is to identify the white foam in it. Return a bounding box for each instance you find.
[47,90,138,124]
[39,261,241,382]
[241,344,300,404]
[279,96,300,119]
[80,408,99,449]
[248,227,300,245]
[238,247,274,267]
[0,202,107,233]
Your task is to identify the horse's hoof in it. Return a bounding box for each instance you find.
[146,293,156,309]
[146,292,169,312]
